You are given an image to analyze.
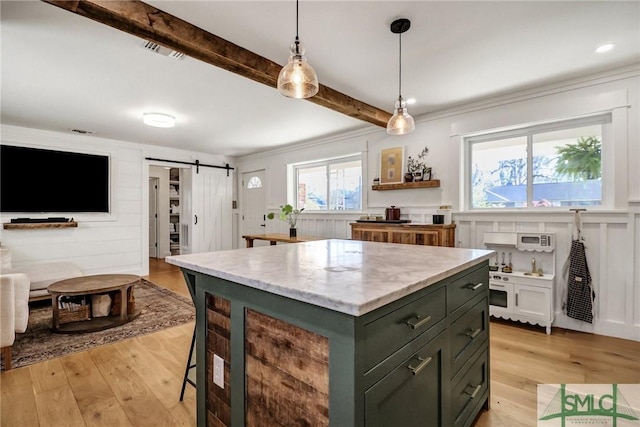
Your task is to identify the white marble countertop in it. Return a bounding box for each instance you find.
[166,239,494,316]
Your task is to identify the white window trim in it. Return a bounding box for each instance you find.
[462,113,612,211]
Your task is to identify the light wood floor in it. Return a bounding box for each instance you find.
[2,259,639,426]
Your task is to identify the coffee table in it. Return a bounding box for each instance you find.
[48,274,141,334]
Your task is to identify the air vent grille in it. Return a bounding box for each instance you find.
[139,40,185,61]
[70,129,95,135]
[141,40,160,53]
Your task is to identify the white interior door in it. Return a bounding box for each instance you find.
[241,170,267,246]
[148,178,158,258]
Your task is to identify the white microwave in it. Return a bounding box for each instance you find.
[516,232,554,252]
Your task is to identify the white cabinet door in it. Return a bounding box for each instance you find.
[515,284,551,320]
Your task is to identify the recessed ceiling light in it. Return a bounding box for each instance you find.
[595,43,615,53]
[143,113,176,128]
[406,98,417,105]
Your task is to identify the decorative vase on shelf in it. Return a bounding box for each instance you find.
[404,172,414,183]
[289,228,297,238]
[413,171,423,182]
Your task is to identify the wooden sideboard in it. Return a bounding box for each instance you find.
[350,222,456,247]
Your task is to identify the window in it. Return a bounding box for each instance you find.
[294,155,362,211]
[246,176,262,189]
[467,115,610,209]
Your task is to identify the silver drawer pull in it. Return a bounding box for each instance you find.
[406,315,432,330]
[467,282,484,291]
[465,384,482,399]
[408,356,433,376]
[466,328,482,339]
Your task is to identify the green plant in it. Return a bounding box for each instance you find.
[407,146,429,173]
[555,136,601,181]
[267,204,304,228]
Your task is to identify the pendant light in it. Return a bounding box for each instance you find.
[277,0,319,99]
[387,18,415,135]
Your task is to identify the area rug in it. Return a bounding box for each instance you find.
[3,279,195,370]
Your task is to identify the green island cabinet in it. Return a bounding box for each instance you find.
[166,239,493,427]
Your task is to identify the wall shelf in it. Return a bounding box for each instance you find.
[372,180,440,191]
[3,221,78,230]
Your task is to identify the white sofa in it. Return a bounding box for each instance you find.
[0,248,83,301]
[1,273,30,370]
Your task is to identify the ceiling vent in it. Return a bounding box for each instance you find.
[139,40,185,61]
[70,128,95,135]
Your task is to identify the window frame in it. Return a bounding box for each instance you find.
[463,114,612,211]
[292,153,364,212]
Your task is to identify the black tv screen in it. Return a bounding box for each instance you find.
[1,145,109,213]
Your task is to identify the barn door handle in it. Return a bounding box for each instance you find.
[408,356,433,376]
[194,215,198,225]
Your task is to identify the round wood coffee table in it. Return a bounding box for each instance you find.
[48,274,141,334]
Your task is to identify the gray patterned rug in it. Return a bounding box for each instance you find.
[3,279,195,370]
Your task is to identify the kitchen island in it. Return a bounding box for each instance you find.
[166,239,494,427]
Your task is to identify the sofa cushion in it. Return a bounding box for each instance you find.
[4,274,29,333]
[8,262,83,292]
[0,248,11,270]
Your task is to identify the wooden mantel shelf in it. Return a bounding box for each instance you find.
[372,180,440,191]
[3,222,78,230]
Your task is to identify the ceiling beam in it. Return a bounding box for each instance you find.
[42,0,392,128]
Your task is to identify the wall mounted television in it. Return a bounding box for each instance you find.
[0,145,110,213]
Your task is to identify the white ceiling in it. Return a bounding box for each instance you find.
[2,1,639,156]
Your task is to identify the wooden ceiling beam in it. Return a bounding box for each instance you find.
[42,0,391,128]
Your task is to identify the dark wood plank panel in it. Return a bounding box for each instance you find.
[245,309,329,427]
[206,294,231,427]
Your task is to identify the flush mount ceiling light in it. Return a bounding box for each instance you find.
[387,18,415,136]
[143,112,176,128]
[595,43,615,53]
[277,0,319,99]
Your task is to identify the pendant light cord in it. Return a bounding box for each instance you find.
[294,0,300,54]
[398,32,402,98]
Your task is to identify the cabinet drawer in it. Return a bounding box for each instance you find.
[365,332,445,427]
[447,264,488,314]
[450,349,489,427]
[364,287,446,372]
[449,297,488,376]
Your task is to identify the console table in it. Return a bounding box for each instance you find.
[241,233,325,248]
[350,222,456,247]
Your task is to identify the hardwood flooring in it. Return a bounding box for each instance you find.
[2,259,639,426]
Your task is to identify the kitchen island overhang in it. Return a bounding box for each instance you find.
[167,239,494,427]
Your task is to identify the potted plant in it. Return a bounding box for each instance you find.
[267,204,304,237]
[407,146,429,181]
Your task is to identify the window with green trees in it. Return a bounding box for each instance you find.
[467,115,610,209]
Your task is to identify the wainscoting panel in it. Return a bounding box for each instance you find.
[455,211,639,341]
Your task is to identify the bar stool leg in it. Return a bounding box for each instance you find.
[180,326,197,401]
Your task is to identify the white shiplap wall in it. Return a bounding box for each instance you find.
[0,125,233,277]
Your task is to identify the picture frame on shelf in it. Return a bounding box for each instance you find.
[380,146,404,184]
[423,167,432,181]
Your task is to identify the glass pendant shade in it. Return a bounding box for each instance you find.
[387,97,415,135]
[277,43,319,99]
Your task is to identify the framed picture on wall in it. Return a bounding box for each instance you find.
[380,147,404,184]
